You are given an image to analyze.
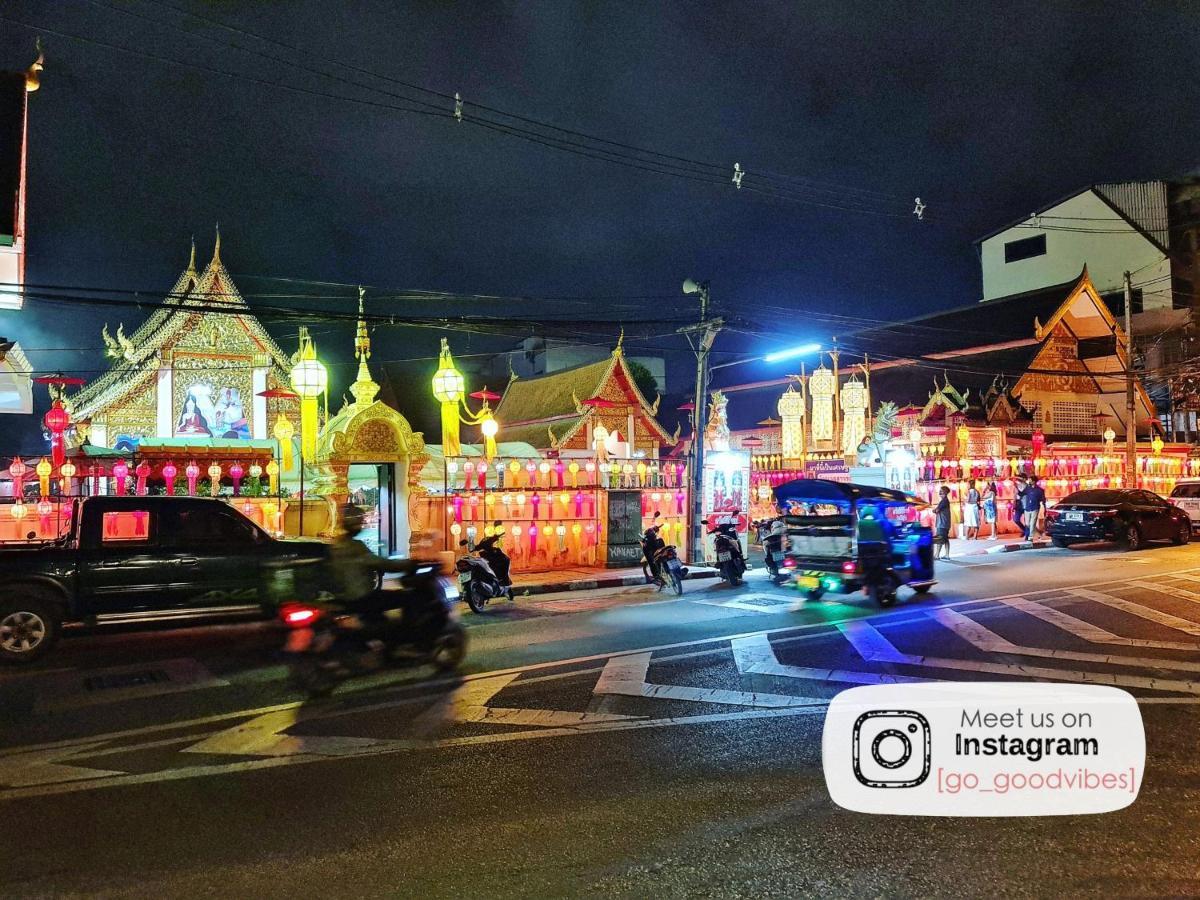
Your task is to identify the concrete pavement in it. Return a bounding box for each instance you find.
[4,542,1200,897]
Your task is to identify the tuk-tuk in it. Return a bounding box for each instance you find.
[772,478,935,606]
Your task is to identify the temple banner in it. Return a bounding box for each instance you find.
[702,450,750,564]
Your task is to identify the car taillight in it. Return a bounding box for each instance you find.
[842,560,857,574]
[1092,509,1118,518]
[280,604,321,627]
[1045,509,1060,520]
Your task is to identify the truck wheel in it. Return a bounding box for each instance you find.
[0,592,61,665]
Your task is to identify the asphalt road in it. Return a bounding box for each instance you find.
[4,542,1200,898]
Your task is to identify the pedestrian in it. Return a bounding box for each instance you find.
[982,480,998,540]
[933,485,952,559]
[1012,476,1027,536]
[964,480,980,540]
[1021,478,1047,541]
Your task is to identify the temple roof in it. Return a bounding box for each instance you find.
[71,236,293,421]
[494,348,674,450]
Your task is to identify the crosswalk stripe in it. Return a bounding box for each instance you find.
[730,634,933,685]
[594,652,822,708]
[1070,587,1200,636]
[995,595,1200,651]
[928,608,1200,673]
[1128,580,1200,606]
[836,619,1200,693]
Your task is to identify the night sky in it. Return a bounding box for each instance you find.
[1,1,1198,445]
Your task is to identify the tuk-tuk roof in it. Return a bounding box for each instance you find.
[772,478,919,507]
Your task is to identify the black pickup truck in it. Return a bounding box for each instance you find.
[0,495,329,664]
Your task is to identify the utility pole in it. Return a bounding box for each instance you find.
[680,279,723,565]
[1124,270,1138,486]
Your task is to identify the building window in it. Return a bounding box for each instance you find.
[1051,401,1098,436]
[1004,234,1047,263]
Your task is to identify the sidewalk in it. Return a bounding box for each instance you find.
[509,564,720,597]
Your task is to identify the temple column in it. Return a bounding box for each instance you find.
[156,360,172,438]
[252,356,269,439]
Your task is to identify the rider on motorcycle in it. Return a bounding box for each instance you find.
[328,504,412,616]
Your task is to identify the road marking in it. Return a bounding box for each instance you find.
[730,634,932,685]
[1128,580,1200,607]
[929,608,1200,673]
[34,658,228,714]
[837,619,1200,693]
[693,594,806,614]
[182,708,408,758]
[0,743,125,788]
[995,595,1200,651]
[1070,588,1200,636]
[594,652,823,708]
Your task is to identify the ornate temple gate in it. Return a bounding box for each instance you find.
[315,401,429,555]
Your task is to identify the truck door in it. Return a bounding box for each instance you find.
[162,501,267,610]
[76,500,170,614]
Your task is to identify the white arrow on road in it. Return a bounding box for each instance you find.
[0,742,125,788]
[596,651,826,707]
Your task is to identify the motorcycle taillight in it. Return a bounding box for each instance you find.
[280,603,322,628]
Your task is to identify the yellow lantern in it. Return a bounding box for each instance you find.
[1103,427,1116,448]
[35,458,52,498]
[289,328,328,462]
[777,386,806,461]
[273,414,296,471]
[265,459,280,494]
[1152,435,1164,456]
[10,500,27,521]
[207,463,222,494]
[263,501,279,534]
[480,412,499,461]
[60,460,76,495]
[432,338,465,457]
[809,365,835,443]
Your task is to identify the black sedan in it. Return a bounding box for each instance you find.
[1045,488,1192,550]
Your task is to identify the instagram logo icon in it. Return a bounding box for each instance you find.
[853,710,931,788]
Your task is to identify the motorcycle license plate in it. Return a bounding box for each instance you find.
[458,571,472,584]
[717,551,731,562]
[797,575,821,590]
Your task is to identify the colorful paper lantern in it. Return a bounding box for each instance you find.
[135,461,151,496]
[480,413,499,461]
[35,458,51,498]
[36,499,52,533]
[8,458,27,498]
[273,415,295,471]
[112,459,129,496]
[60,461,76,495]
[230,462,244,496]
[432,338,465,457]
[185,462,200,496]
[162,461,177,495]
[43,400,70,467]
[10,500,27,521]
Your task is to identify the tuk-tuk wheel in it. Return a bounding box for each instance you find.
[868,579,898,607]
[805,587,825,602]
[912,584,933,595]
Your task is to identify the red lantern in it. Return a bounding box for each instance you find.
[230,462,244,496]
[162,461,178,495]
[135,461,151,496]
[112,460,129,496]
[43,400,70,467]
[185,462,200,496]
[1031,428,1045,459]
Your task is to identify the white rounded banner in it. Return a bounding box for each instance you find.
[822,682,1145,816]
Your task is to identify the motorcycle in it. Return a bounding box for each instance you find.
[280,560,466,696]
[755,518,788,585]
[653,543,687,595]
[711,523,747,586]
[456,553,508,613]
[474,532,514,599]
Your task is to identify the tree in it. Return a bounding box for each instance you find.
[626,360,660,403]
[871,401,899,465]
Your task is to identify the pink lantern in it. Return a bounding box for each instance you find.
[135,461,151,496]
[185,462,200,496]
[529,524,538,554]
[36,499,52,534]
[8,457,27,498]
[230,462,245,496]
[575,491,584,517]
[453,495,463,523]
[88,464,101,496]
[531,493,542,519]
[162,461,178,495]
[554,460,565,488]
[676,491,685,515]
[43,400,70,468]
[112,459,129,496]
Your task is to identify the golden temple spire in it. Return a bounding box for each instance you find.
[349,286,379,408]
[212,223,221,266]
[185,235,197,281]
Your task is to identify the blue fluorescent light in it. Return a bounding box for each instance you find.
[763,343,821,364]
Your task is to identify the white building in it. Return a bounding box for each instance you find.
[977,182,1174,312]
[482,336,667,394]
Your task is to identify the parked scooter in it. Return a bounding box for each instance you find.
[280,560,466,696]
[710,522,747,586]
[474,527,514,599]
[456,551,508,613]
[653,543,688,595]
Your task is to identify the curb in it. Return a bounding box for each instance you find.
[983,539,1051,554]
[514,567,721,598]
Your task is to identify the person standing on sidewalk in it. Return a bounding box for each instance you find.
[933,486,952,559]
[1021,478,1047,541]
[982,481,998,540]
[1012,476,1027,536]
[964,481,981,540]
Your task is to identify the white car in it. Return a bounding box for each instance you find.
[1168,479,1200,531]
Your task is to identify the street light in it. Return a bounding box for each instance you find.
[763,343,823,364]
